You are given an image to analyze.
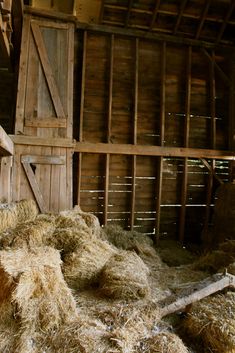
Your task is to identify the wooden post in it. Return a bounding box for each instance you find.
[155,41,166,243]
[130,38,139,230]
[104,34,114,226]
[77,30,87,205]
[179,46,191,242]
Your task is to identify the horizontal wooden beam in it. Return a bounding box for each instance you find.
[75,142,235,160]
[76,22,234,49]
[24,5,76,22]
[25,118,67,128]
[21,155,65,165]
[0,126,14,156]
[10,135,75,148]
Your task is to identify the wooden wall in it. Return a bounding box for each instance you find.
[74,30,232,243]
[12,10,234,244]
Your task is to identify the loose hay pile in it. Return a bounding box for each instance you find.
[184,291,235,353]
[99,250,151,300]
[137,332,189,353]
[1,200,233,353]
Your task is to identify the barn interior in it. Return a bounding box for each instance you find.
[1,0,235,352]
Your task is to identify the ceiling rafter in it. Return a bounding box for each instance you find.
[195,0,212,39]
[150,0,161,31]
[216,1,235,43]
[173,0,188,35]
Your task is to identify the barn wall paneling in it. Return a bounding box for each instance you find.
[74,30,232,243]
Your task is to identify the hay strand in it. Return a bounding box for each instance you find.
[137,332,189,353]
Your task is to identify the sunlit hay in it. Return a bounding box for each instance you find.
[0,218,56,250]
[0,202,18,232]
[137,332,189,353]
[102,224,159,259]
[99,250,151,300]
[63,238,117,290]
[184,291,235,353]
[105,302,162,353]
[73,205,101,238]
[16,199,38,224]
[48,227,93,255]
[156,240,197,267]
[56,207,101,238]
[0,247,78,333]
[192,250,235,273]
[40,315,109,353]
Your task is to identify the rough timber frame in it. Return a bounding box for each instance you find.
[12,7,235,243]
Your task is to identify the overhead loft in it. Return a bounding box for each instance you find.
[99,0,235,47]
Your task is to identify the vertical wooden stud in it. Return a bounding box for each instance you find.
[77,152,82,205]
[104,34,114,225]
[77,30,87,206]
[79,30,87,143]
[130,38,139,230]
[15,15,31,134]
[210,50,216,150]
[203,50,217,238]
[66,23,74,139]
[155,41,166,243]
[179,46,191,243]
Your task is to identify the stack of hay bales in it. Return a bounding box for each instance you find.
[184,291,235,353]
[0,246,78,353]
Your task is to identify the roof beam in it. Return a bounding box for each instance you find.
[195,0,211,39]
[77,21,234,49]
[173,0,188,35]
[150,0,161,31]
[216,1,235,43]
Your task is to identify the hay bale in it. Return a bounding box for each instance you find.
[0,202,18,232]
[0,247,78,332]
[16,199,38,224]
[63,238,116,290]
[56,207,101,238]
[0,199,38,234]
[138,332,189,353]
[0,218,56,250]
[99,250,151,300]
[48,227,93,255]
[184,291,235,353]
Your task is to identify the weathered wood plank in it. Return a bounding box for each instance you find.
[10,135,75,148]
[31,21,66,118]
[0,126,14,156]
[21,154,65,165]
[21,160,48,212]
[24,118,67,128]
[75,142,235,160]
